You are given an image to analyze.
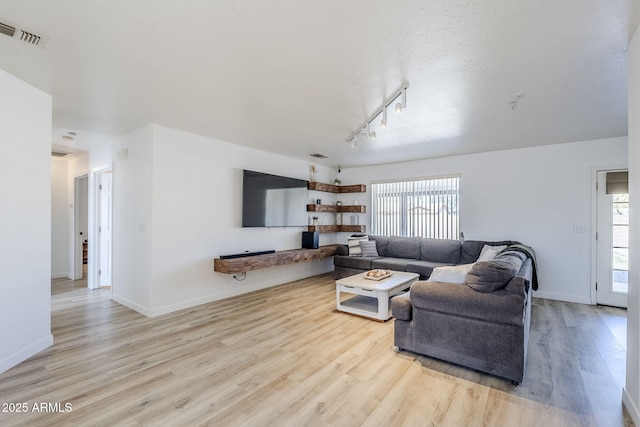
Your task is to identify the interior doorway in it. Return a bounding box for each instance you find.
[73,175,89,280]
[595,169,629,308]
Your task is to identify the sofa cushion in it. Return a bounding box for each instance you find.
[333,255,377,270]
[348,235,368,256]
[369,235,391,257]
[427,263,475,284]
[459,240,514,264]
[386,237,422,259]
[372,257,415,272]
[359,240,379,257]
[466,253,524,293]
[420,238,461,263]
[405,260,455,279]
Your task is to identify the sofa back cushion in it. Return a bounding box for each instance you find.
[466,251,525,293]
[369,235,391,257]
[386,237,423,259]
[420,238,461,263]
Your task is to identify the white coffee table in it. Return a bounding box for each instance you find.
[336,271,419,321]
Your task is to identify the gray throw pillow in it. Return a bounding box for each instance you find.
[466,254,524,293]
[359,240,379,257]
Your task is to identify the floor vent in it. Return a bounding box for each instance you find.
[0,19,48,47]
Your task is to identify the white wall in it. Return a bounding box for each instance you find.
[109,124,335,316]
[0,69,53,374]
[340,137,628,304]
[110,125,154,312]
[623,25,640,426]
[51,157,70,278]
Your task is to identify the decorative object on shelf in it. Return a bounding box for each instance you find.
[316,198,322,204]
[336,212,342,225]
[346,84,408,148]
[309,164,317,182]
[336,200,342,206]
[312,216,319,226]
[350,215,359,225]
[353,200,359,206]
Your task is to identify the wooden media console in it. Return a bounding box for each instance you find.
[214,245,339,274]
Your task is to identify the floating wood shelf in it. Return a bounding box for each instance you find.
[308,182,366,193]
[307,182,366,233]
[307,225,366,233]
[214,245,339,274]
[306,204,366,213]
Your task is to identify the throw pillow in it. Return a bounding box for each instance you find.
[477,244,507,262]
[466,254,524,292]
[348,236,369,256]
[427,263,475,284]
[359,240,379,258]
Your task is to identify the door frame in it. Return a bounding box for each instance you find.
[88,165,113,290]
[590,164,628,305]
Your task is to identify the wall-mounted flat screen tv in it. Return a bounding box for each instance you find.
[242,169,309,227]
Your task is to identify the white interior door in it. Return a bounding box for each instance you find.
[98,171,113,287]
[595,170,628,308]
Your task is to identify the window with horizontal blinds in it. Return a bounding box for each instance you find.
[371,175,460,239]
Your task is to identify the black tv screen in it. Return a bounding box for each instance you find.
[242,170,309,227]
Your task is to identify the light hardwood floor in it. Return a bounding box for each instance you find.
[0,274,632,426]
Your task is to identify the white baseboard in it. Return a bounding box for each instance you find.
[110,294,153,317]
[623,388,640,426]
[51,272,71,279]
[0,334,54,375]
[533,291,591,305]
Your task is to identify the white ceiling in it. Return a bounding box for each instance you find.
[1,1,639,167]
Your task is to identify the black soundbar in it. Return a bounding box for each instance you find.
[219,250,276,259]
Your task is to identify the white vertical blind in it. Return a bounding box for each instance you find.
[371,175,460,239]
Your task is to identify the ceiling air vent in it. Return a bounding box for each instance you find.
[310,153,329,159]
[51,150,71,158]
[0,19,48,47]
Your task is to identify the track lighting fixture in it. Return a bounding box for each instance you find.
[395,87,407,113]
[345,84,408,147]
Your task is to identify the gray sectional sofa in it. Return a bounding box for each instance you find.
[334,235,536,385]
[333,235,516,280]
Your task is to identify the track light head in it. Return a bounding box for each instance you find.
[381,108,387,127]
[369,131,376,139]
[395,102,403,113]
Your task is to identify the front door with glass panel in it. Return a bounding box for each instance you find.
[595,170,628,308]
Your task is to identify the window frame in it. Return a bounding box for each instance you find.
[370,174,460,239]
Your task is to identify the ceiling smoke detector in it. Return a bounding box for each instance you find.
[0,19,48,48]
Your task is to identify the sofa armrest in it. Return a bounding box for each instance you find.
[410,280,526,326]
[504,258,532,295]
[391,292,412,320]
